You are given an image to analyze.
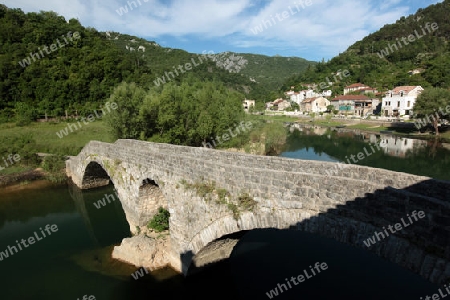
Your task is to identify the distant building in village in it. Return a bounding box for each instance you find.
[381,86,423,117]
[289,89,332,105]
[344,83,378,95]
[331,94,380,116]
[266,98,291,111]
[300,97,330,113]
[243,99,255,112]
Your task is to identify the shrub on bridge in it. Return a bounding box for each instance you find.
[147,207,170,232]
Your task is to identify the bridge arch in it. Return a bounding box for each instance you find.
[77,157,169,234]
[138,178,168,221]
[81,161,112,189]
[66,140,450,284]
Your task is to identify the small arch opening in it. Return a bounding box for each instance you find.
[82,161,110,189]
[138,178,167,225]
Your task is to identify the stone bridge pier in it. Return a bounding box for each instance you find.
[66,140,450,284]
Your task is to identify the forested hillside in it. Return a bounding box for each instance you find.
[281,0,450,94]
[210,52,314,91]
[0,5,314,122]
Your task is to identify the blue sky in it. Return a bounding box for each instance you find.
[3,0,442,61]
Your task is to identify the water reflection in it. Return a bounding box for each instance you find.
[282,126,450,180]
[378,135,427,157]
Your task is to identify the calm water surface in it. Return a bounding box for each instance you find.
[280,127,450,180]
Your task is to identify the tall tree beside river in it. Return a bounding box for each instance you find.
[103,80,245,147]
[414,87,450,135]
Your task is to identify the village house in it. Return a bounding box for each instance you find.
[381,86,424,118]
[331,95,379,116]
[300,97,330,113]
[289,89,332,105]
[266,98,291,111]
[243,99,255,112]
[344,83,378,95]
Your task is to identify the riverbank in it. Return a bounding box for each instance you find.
[0,168,46,187]
[289,117,450,143]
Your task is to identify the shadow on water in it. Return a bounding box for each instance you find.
[4,170,445,298]
[69,181,131,247]
[70,175,448,299]
[178,178,449,300]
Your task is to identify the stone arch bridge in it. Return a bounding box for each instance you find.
[66,139,450,284]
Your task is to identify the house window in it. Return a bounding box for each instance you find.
[397,101,400,107]
[407,101,410,107]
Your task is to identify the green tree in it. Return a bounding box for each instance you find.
[326,105,334,113]
[264,123,287,155]
[14,102,36,126]
[414,87,450,135]
[103,82,146,139]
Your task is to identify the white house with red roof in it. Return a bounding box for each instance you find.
[381,86,424,117]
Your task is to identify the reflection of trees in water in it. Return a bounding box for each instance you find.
[285,128,450,181]
[427,138,440,158]
[0,181,72,228]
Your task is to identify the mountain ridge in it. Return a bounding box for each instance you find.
[281,0,450,94]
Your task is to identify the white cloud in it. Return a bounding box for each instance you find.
[380,0,403,10]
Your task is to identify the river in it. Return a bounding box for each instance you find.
[280,126,450,180]
[0,128,446,299]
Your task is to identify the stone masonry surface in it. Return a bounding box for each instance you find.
[66,140,450,283]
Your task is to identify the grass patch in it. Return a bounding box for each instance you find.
[0,120,114,179]
[181,179,217,201]
[180,178,257,220]
[256,114,300,123]
[227,203,239,220]
[0,165,33,176]
[237,192,257,211]
[147,207,170,233]
[0,121,114,156]
[346,124,389,131]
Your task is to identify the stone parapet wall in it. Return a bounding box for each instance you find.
[66,139,450,283]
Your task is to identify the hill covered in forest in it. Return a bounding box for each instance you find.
[0,5,315,122]
[281,0,450,94]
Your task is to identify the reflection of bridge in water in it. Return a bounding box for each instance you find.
[68,180,127,248]
[69,180,101,247]
[66,140,450,284]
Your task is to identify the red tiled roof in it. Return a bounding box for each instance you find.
[273,98,285,104]
[345,83,370,89]
[302,97,318,103]
[391,86,421,94]
[332,95,370,101]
